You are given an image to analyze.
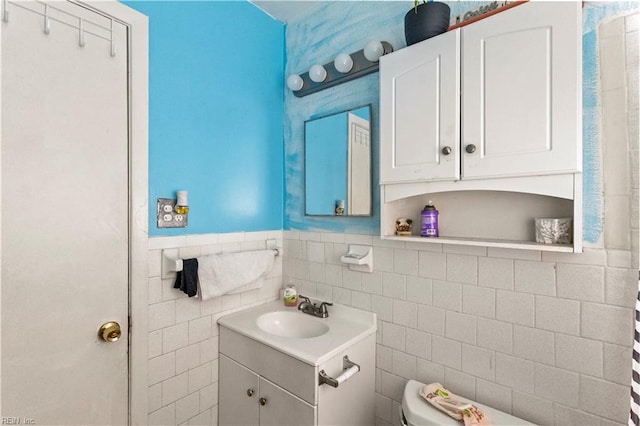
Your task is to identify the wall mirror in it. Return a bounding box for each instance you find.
[305,105,372,216]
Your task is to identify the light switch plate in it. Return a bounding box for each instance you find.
[157,198,188,228]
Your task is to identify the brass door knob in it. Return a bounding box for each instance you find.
[98,321,122,342]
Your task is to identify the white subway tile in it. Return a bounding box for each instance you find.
[417,305,445,336]
[534,364,579,408]
[476,379,512,414]
[199,337,218,364]
[218,232,245,244]
[462,344,494,381]
[446,254,478,285]
[512,391,554,426]
[479,257,514,290]
[307,241,325,263]
[555,334,603,377]
[352,291,372,311]
[176,298,201,324]
[556,263,605,302]
[477,318,512,354]
[175,392,200,425]
[188,362,212,393]
[343,269,363,291]
[496,290,534,326]
[432,280,462,311]
[462,285,495,318]
[514,260,555,295]
[604,343,633,386]
[394,249,419,276]
[344,233,373,245]
[377,344,393,372]
[321,232,345,243]
[605,267,638,308]
[148,250,162,278]
[443,245,486,256]
[162,277,183,302]
[175,344,200,375]
[163,322,189,354]
[535,295,580,335]
[379,371,407,402]
[581,302,634,346]
[148,383,162,413]
[332,287,351,305]
[554,404,604,426]
[406,276,432,305]
[392,350,417,380]
[149,330,163,359]
[149,277,163,304]
[487,247,541,261]
[513,326,554,365]
[375,238,407,249]
[162,372,189,405]
[431,336,461,369]
[294,259,310,281]
[188,408,211,426]
[443,368,476,400]
[372,295,393,322]
[149,300,176,331]
[541,248,607,266]
[200,381,218,411]
[375,247,395,273]
[579,376,629,423]
[188,316,212,345]
[445,311,477,344]
[211,358,219,384]
[221,293,242,311]
[309,262,325,283]
[316,284,333,301]
[393,300,417,328]
[495,353,534,394]
[185,233,219,247]
[607,250,632,268]
[149,404,175,426]
[284,230,299,240]
[325,264,343,287]
[382,273,406,300]
[375,393,393,423]
[405,328,431,360]
[382,321,406,351]
[179,246,201,259]
[362,271,383,295]
[418,251,446,280]
[416,359,445,385]
[149,236,186,250]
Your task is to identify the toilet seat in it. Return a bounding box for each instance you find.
[401,380,535,425]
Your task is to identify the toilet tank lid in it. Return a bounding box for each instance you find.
[401,380,536,426]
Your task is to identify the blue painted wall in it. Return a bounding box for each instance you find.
[283,1,639,242]
[124,1,285,236]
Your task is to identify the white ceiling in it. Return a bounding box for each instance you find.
[250,1,329,23]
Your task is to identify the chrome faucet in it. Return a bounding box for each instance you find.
[298,295,333,318]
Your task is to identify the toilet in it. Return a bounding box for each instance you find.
[400,380,535,425]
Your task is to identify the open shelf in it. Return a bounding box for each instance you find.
[382,234,574,253]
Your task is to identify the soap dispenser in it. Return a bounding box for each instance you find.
[283,280,298,307]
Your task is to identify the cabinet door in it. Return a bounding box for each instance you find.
[380,29,460,184]
[219,354,260,426]
[259,377,316,426]
[462,1,581,179]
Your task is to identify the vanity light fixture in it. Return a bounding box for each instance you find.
[287,40,393,98]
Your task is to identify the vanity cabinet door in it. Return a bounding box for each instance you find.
[259,377,316,426]
[461,1,581,179]
[380,29,460,184]
[219,354,260,426]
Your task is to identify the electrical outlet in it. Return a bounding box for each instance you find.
[157,198,188,228]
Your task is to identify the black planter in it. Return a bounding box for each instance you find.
[404,2,451,46]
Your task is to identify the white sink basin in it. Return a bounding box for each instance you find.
[256,311,329,338]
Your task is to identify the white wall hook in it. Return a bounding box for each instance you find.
[340,245,373,273]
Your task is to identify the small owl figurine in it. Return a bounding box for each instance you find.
[395,217,413,236]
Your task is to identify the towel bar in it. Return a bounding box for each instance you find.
[161,245,279,279]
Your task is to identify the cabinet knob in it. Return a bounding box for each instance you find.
[441,146,452,155]
[259,397,267,406]
[246,389,254,397]
[465,144,476,154]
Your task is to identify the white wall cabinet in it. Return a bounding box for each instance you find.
[381,1,581,184]
[379,1,582,252]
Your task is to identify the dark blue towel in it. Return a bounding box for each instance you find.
[173,258,199,297]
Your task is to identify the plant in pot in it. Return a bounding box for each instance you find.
[404,0,451,46]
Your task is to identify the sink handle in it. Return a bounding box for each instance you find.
[298,295,311,306]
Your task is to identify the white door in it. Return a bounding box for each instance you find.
[379,29,460,184]
[2,1,129,424]
[462,1,581,179]
[347,112,370,216]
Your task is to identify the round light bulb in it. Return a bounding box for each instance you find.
[287,74,304,91]
[309,64,327,83]
[364,40,385,62]
[334,53,353,73]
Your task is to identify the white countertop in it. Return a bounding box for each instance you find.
[217,300,377,366]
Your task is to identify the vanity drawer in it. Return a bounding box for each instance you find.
[219,326,317,405]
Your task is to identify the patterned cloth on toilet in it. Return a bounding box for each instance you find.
[419,383,491,426]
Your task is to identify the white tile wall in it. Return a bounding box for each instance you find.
[146,231,283,425]
[284,230,636,426]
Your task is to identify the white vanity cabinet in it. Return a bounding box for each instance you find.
[380,1,581,184]
[379,1,583,252]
